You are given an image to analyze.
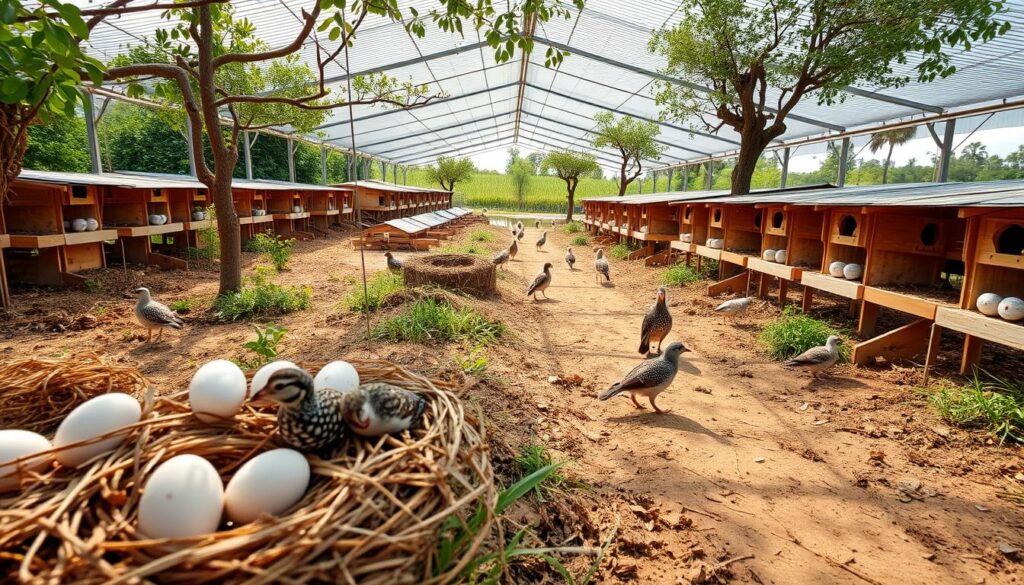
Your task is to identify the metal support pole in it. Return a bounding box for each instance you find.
[682,165,689,191]
[402,167,407,185]
[347,151,355,182]
[393,164,398,184]
[243,131,254,180]
[639,174,643,194]
[780,147,790,189]
[667,168,674,192]
[363,158,371,179]
[82,90,102,174]
[938,119,956,183]
[837,137,850,187]
[320,143,328,184]
[184,117,197,177]
[705,161,714,190]
[287,138,296,183]
[379,160,386,179]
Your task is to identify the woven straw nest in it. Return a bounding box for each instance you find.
[403,254,496,296]
[0,357,494,585]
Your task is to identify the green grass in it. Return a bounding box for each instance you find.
[514,441,567,500]
[344,271,404,312]
[372,298,505,345]
[608,242,639,260]
[453,343,489,375]
[213,268,312,321]
[561,221,582,234]
[169,298,198,313]
[758,306,850,362]
[438,242,486,255]
[920,371,1024,444]
[571,234,590,246]
[662,263,710,286]
[469,229,496,242]
[244,233,297,271]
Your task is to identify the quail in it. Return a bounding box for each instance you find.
[258,368,346,454]
[784,336,842,379]
[639,287,673,355]
[493,248,510,269]
[527,262,553,300]
[134,287,183,342]
[339,382,427,437]
[517,229,525,242]
[384,251,403,273]
[600,342,691,413]
[509,238,519,260]
[565,247,576,270]
[535,220,541,228]
[536,231,547,251]
[595,248,611,283]
[714,296,754,319]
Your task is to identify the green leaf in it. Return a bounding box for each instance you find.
[1,75,28,102]
[496,462,562,514]
[56,3,89,39]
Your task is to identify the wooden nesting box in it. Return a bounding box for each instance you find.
[308,188,345,233]
[232,186,274,245]
[671,202,709,254]
[636,202,679,242]
[800,207,871,301]
[103,184,186,269]
[267,190,312,240]
[746,205,827,305]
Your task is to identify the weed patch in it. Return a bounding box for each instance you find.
[372,298,504,345]
[758,306,849,362]
[213,268,311,321]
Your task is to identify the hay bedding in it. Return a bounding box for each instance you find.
[402,255,496,296]
[0,358,494,584]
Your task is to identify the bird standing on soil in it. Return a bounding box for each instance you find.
[600,342,691,413]
[536,231,547,251]
[565,247,576,270]
[384,251,403,273]
[134,287,183,343]
[639,287,673,355]
[527,263,553,300]
[517,229,525,242]
[714,296,754,319]
[784,336,842,379]
[509,238,519,260]
[535,220,540,228]
[595,248,611,283]
[258,368,346,454]
[492,248,510,270]
[339,382,427,437]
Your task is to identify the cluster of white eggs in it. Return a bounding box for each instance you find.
[828,261,863,281]
[64,218,100,232]
[705,238,724,249]
[148,214,169,225]
[976,293,1024,322]
[292,205,304,213]
[0,358,361,540]
[680,233,693,243]
[761,249,787,264]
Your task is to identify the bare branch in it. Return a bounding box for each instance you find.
[212,4,322,67]
[215,93,443,111]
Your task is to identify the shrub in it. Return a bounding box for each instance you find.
[608,242,638,259]
[372,298,505,345]
[921,372,1024,444]
[562,221,582,234]
[170,298,197,313]
[188,205,219,260]
[345,272,404,312]
[662,263,709,286]
[469,229,495,242]
[571,234,590,246]
[438,242,485,255]
[234,323,287,370]
[244,233,297,271]
[213,268,311,321]
[514,441,568,500]
[758,306,850,362]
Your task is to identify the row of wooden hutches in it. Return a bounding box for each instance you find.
[0,171,451,309]
[581,180,1024,375]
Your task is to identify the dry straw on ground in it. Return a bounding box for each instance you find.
[403,254,496,296]
[0,359,494,585]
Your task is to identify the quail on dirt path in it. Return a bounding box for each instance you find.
[599,342,691,414]
[594,248,611,283]
[714,296,754,319]
[509,238,519,260]
[565,247,576,270]
[339,382,427,437]
[134,287,183,343]
[536,231,548,251]
[492,248,510,269]
[384,251,403,273]
[258,368,346,455]
[639,287,673,355]
[784,336,842,379]
[527,263,553,300]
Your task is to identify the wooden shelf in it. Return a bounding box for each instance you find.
[694,244,721,261]
[310,210,340,216]
[936,307,1024,351]
[862,286,948,320]
[271,212,310,220]
[720,250,750,267]
[632,231,677,241]
[114,222,185,237]
[183,218,214,231]
[670,241,695,253]
[251,215,274,224]
[0,234,10,249]
[8,234,66,248]
[747,257,801,281]
[65,229,118,245]
[800,271,864,300]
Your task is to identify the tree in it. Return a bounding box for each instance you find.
[526,151,544,174]
[425,156,475,192]
[508,157,534,209]
[102,0,580,294]
[591,111,664,196]
[504,146,522,173]
[649,0,1011,195]
[541,150,599,221]
[23,115,89,172]
[868,127,917,184]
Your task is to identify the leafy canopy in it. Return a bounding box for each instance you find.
[425,156,475,191]
[541,150,599,185]
[592,111,663,194]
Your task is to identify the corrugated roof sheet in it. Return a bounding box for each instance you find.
[336,180,450,194]
[686,180,1024,207]
[383,218,428,234]
[19,169,350,192]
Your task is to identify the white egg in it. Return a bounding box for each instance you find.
[775,250,787,264]
[224,449,310,524]
[997,297,1024,321]
[828,261,847,277]
[53,393,141,468]
[762,249,776,261]
[249,360,298,399]
[843,263,863,281]
[189,360,247,423]
[313,361,360,394]
[138,454,224,539]
[71,218,87,232]
[0,430,52,492]
[85,218,99,231]
[976,292,1003,316]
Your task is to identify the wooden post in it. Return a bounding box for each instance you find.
[778,278,788,307]
[858,301,880,337]
[837,138,850,187]
[852,318,932,366]
[961,335,984,375]
[321,143,328,184]
[801,287,814,313]
[243,131,254,180]
[922,324,943,385]
[780,147,790,189]
[82,90,102,174]
[757,273,770,299]
[707,270,749,297]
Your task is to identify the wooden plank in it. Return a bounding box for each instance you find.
[707,270,750,297]
[852,318,932,366]
[802,287,814,312]
[720,250,750,268]
[962,335,984,374]
[251,215,274,224]
[747,257,801,281]
[8,234,66,248]
[858,301,880,337]
[148,252,187,270]
[694,244,721,261]
[935,307,1024,351]
[115,223,185,237]
[272,212,311,220]
[0,235,9,248]
[923,324,943,385]
[310,210,341,216]
[800,271,864,300]
[670,240,695,253]
[63,242,104,273]
[862,286,942,320]
[64,229,118,246]
[183,218,214,231]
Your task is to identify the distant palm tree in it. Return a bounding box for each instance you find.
[868,127,917,184]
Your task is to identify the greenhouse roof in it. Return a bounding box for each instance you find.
[85,0,1024,169]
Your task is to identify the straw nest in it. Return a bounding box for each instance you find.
[1,359,494,585]
[403,254,496,296]
[0,353,147,433]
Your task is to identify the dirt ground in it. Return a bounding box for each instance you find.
[2,221,1023,585]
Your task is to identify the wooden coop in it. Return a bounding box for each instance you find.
[3,170,120,288]
[101,175,189,270]
[117,172,214,260]
[340,180,410,223]
[256,182,312,241]
[231,184,274,244]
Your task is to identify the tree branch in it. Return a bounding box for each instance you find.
[214,93,442,111]
[212,4,322,67]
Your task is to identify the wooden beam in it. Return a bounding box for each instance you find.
[802,287,814,312]
[707,270,750,297]
[858,300,880,337]
[961,335,984,374]
[923,324,943,385]
[852,318,932,366]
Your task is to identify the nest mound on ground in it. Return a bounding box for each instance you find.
[0,359,494,585]
[403,254,496,296]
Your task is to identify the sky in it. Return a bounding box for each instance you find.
[467,126,1024,178]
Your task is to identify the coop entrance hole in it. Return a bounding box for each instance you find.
[996,224,1024,255]
[753,211,763,229]
[919,223,940,247]
[771,211,784,229]
[713,208,722,223]
[839,215,858,237]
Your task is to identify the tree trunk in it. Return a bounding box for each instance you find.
[565,181,576,222]
[211,175,242,294]
[618,156,628,196]
[883,143,894,184]
[730,129,771,195]
[0,104,30,200]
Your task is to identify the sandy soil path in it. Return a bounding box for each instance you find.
[507,226,1016,585]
